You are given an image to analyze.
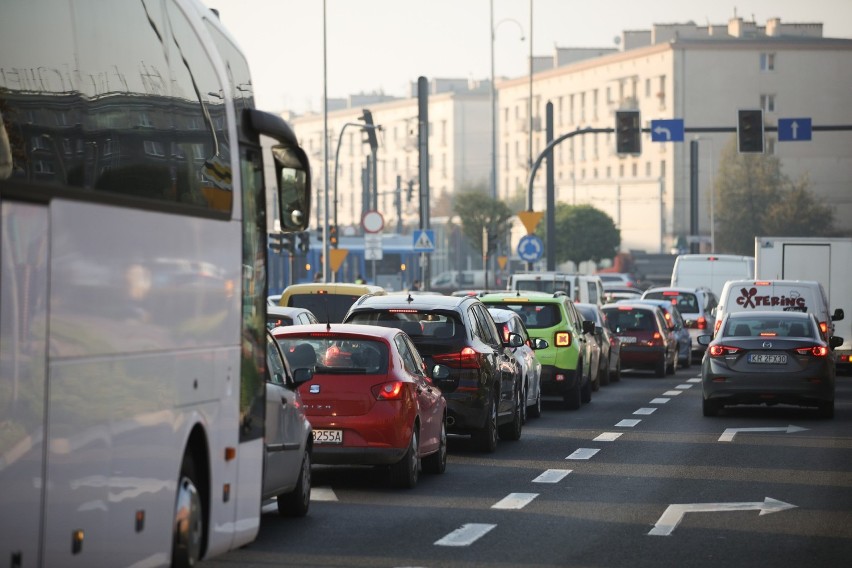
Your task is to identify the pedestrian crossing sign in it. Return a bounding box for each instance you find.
[413,229,435,252]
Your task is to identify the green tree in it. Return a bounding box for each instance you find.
[541,203,620,265]
[714,137,834,255]
[452,191,513,254]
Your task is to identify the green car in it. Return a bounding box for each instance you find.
[480,292,595,409]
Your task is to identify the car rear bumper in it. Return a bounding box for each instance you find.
[619,346,666,368]
[539,364,581,396]
[702,369,835,405]
[312,445,409,465]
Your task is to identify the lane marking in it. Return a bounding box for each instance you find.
[687,378,701,383]
[533,469,572,483]
[633,407,657,415]
[650,398,670,404]
[676,384,693,390]
[718,425,809,442]
[492,493,539,510]
[615,419,641,427]
[663,390,683,396]
[435,523,497,546]
[648,497,797,536]
[594,432,623,441]
[311,487,338,501]
[566,448,600,460]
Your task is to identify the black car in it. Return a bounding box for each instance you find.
[344,294,523,452]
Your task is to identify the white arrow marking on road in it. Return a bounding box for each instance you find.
[648,497,797,536]
[654,125,672,140]
[566,448,600,460]
[533,469,572,483]
[492,493,539,510]
[718,425,809,442]
[435,523,496,546]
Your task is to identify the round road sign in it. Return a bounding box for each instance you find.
[362,210,384,233]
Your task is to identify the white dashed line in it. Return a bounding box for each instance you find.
[616,419,641,427]
[533,469,573,483]
[311,487,338,501]
[492,493,539,510]
[676,384,694,390]
[687,378,701,383]
[663,390,683,396]
[566,448,600,460]
[634,407,657,415]
[435,523,497,547]
[594,432,623,441]
[650,398,670,404]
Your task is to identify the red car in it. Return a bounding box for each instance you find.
[272,324,448,488]
[601,304,678,377]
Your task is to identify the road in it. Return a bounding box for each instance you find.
[203,365,852,567]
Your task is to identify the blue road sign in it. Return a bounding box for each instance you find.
[517,235,543,262]
[412,229,435,252]
[650,119,685,142]
[778,118,812,141]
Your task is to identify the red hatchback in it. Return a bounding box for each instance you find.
[601,304,677,377]
[272,324,448,488]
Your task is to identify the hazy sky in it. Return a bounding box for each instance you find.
[203,0,852,114]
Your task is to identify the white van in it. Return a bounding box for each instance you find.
[714,279,844,337]
[670,254,754,299]
[508,272,604,306]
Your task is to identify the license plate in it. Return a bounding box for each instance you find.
[748,354,787,364]
[313,429,343,444]
[618,336,637,343]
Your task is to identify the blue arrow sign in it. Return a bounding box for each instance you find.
[517,235,543,262]
[412,229,435,252]
[650,119,685,142]
[778,118,812,141]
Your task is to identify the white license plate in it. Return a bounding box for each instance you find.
[748,354,787,364]
[618,336,637,343]
[313,429,343,444]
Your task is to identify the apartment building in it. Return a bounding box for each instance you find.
[286,17,852,256]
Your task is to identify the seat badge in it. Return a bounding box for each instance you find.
[310,384,321,394]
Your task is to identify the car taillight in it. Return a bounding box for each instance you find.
[714,319,722,334]
[819,321,828,334]
[697,316,707,330]
[796,345,829,357]
[433,347,481,369]
[709,344,740,357]
[372,381,405,400]
[646,331,663,347]
[555,331,571,347]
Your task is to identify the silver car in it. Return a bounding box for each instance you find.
[641,286,718,357]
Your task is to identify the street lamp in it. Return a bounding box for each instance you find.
[490,0,524,200]
[693,136,716,252]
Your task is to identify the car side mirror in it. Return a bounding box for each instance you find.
[533,337,549,350]
[594,325,603,337]
[697,334,713,346]
[830,336,844,349]
[582,320,595,334]
[832,308,844,322]
[431,364,451,381]
[506,332,524,348]
[292,367,314,384]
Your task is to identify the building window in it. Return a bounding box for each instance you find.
[619,164,624,178]
[569,94,575,124]
[657,75,666,107]
[606,86,612,104]
[766,136,777,155]
[760,52,775,71]
[606,166,611,178]
[592,89,598,120]
[580,92,586,123]
[645,78,651,98]
[143,140,165,157]
[760,94,776,112]
[645,161,652,177]
[660,160,666,178]
[632,163,638,177]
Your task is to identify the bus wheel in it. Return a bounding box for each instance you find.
[172,453,204,568]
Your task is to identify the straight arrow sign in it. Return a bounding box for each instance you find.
[718,425,808,442]
[649,498,796,536]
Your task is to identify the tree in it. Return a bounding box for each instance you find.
[542,203,620,266]
[714,137,834,255]
[452,191,513,255]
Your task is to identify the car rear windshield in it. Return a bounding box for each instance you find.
[287,294,361,323]
[722,317,814,338]
[643,291,699,314]
[602,307,657,333]
[485,303,560,329]
[515,280,570,295]
[276,337,389,374]
[346,310,464,341]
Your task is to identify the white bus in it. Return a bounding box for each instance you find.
[0,1,311,566]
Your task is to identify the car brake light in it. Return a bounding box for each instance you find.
[555,331,571,347]
[697,316,707,330]
[709,344,740,357]
[372,381,405,400]
[796,345,828,357]
[819,321,828,334]
[433,347,481,369]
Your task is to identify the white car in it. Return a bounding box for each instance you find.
[487,307,548,422]
[262,331,313,516]
[641,286,718,356]
[267,305,319,329]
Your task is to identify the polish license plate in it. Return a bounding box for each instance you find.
[748,354,787,364]
[619,336,637,343]
[313,429,343,444]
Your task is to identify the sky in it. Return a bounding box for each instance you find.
[203,0,852,115]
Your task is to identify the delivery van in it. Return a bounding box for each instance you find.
[670,254,754,299]
[714,279,843,337]
[508,272,604,306]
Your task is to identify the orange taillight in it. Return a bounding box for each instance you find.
[555,331,571,347]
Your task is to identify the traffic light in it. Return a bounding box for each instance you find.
[297,231,310,253]
[737,109,764,153]
[269,232,294,254]
[359,109,379,152]
[329,224,338,248]
[615,110,641,155]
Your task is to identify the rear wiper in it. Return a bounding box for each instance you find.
[314,365,366,374]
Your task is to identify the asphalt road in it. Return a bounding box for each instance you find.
[202,364,852,568]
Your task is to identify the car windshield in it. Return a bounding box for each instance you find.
[603,308,657,333]
[487,303,559,329]
[287,294,362,323]
[722,317,813,338]
[515,280,568,294]
[276,337,389,374]
[346,310,463,341]
[266,315,294,330]
[577,305,599,324]
[644,291,699,313]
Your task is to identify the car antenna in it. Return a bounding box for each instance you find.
[407,293,414,303]
[326,321,331,332]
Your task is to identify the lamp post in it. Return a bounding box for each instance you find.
[490,0,524,200]
[693,136,716,252]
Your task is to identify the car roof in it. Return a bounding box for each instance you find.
[348,293,478,312]
[479,291,566,304]
[643,286,711,294]
[485,306,521,322]
[270,322,400,340]
[281,283,386,296]
[603,302,661,314]
[268,305,314,317]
